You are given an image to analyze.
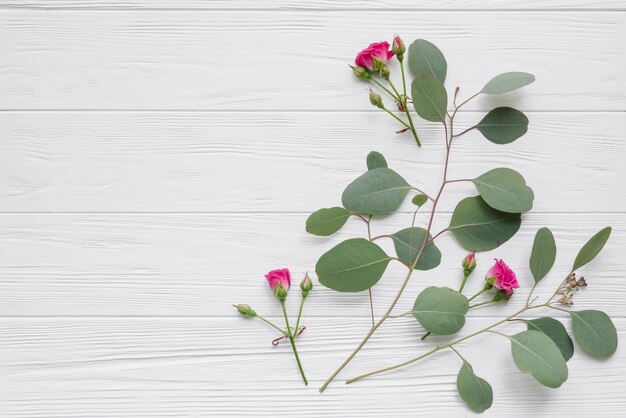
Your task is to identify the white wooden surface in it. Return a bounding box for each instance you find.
[1,1,625,417]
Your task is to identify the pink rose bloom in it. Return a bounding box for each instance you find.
[485,259,519,295]
[355,41,394,70]
[265,268,291,290]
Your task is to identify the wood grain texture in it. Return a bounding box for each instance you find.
[1,11,624,111]
[1,212,622,317]
[1,111,624,212]
[1,317,625,417]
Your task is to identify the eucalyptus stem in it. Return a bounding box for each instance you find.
[280,300,308,385]
[388,77,421,146]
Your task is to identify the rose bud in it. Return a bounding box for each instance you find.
[300,273,313,296]
[485,259,519,296]
[392,35,406,58]
[369,89,384,109]
[492,290,512,302]
[354,41,394,71]
[350,65,372,79]
[378,62,391,80]
[265,268,291,299]
[234,304,256,317]
[462,251,476,275]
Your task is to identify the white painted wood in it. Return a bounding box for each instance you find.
[1,317,625,417]
[1,11,624,110]
[1,212,623,317]
[1,111,624,212]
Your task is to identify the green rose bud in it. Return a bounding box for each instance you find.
[300,273,313,296]
[379,63,390,80]
[234,304,256,317]
[369,89,384,109]
[274,283,288,301]
[350,65,371,79]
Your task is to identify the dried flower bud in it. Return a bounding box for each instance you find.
[392,35,406,58]
[300,273,313,295]
[369,89,384,109]
[274,282,288,300]
[234,304,256,317]
[350,65,371,79]
[462,251,476,275]
[577,277,587,287]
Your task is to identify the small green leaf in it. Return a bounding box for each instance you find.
[305,207,351,237]
[366,151,388,170]
[529,227,557,283]
[407,39,447,82]
[527,317,574,361]
[476,107,529,144]
[570,310,618,358]
[457,361,493,413]
[390,227,441,270]
[411,74,448,122]
[473,167,534,213]
[572,227,612,271]
[412,194,428,207]
[481,72,535,94]
[342,168,410,216]
[316,238,391,292]
[510,330,568,388]
[412,287,468,335]
[449,196,521,252]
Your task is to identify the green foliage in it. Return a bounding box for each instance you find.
[390,227,441,270]
[411,74,448,122]
[412,287,469,334]
[316,238,391,292]
[305,207,351,237]
[570,310,618,358]
[481,72,535,94]
[476,107,529,144]
[366,151,388,170]
[473,167,534,213]
[457,361,493,413]
[407,39,447,82]
[449,196,521,251]
[342,168,410,215]
[509,330,568,388]
[529,227,557,283]
[572,227,612,271]
[527,317,574,361]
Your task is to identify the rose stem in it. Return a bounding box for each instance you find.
[280,300,308,385]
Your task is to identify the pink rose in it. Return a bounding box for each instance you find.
[355,41,394,70]
[485,259,519,295]
[392,35,405,56]
[462,251,476,271]
[265,268,291,291]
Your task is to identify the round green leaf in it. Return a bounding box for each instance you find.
[412,286,468,335]
[529,227,557,283]
[366,151,387,170]
[570,310,618,358]
[342,168,410,215]
[473,167,534,213]
[476,107,529,144]
[481,72,535,94]
[390,227,441,270]
[457,361,493,413]
[449,196,521,252]
[407,39,447,82]
[412,194,428,207]
[572,227,612,271]
[305,207,351,237]
[411,74,448,122]
[510,330,568,388]
[527,317,574,361]
[316,238,391,292]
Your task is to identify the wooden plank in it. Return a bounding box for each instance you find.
[1,111,624,212]
[0,212,622,317]
[1,11,624,110]
[1,317,624,417]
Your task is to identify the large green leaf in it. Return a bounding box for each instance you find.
[305,207,351,237]
[390,227,441,270]
[457,361,493,413]
[449,196,521,251]
[527,317,574,361]
[342,168,410,215]
[509,330,568,388]
[407,39,447,82]
[366,151,387,170]
[529,227,556,283]
[411,74,448,122]
[570,310,618,358]
[473,167,534,213]
[412,287,468,335]
[572,227,612,271]
[476,107,529,144]
[481,72,535,94]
